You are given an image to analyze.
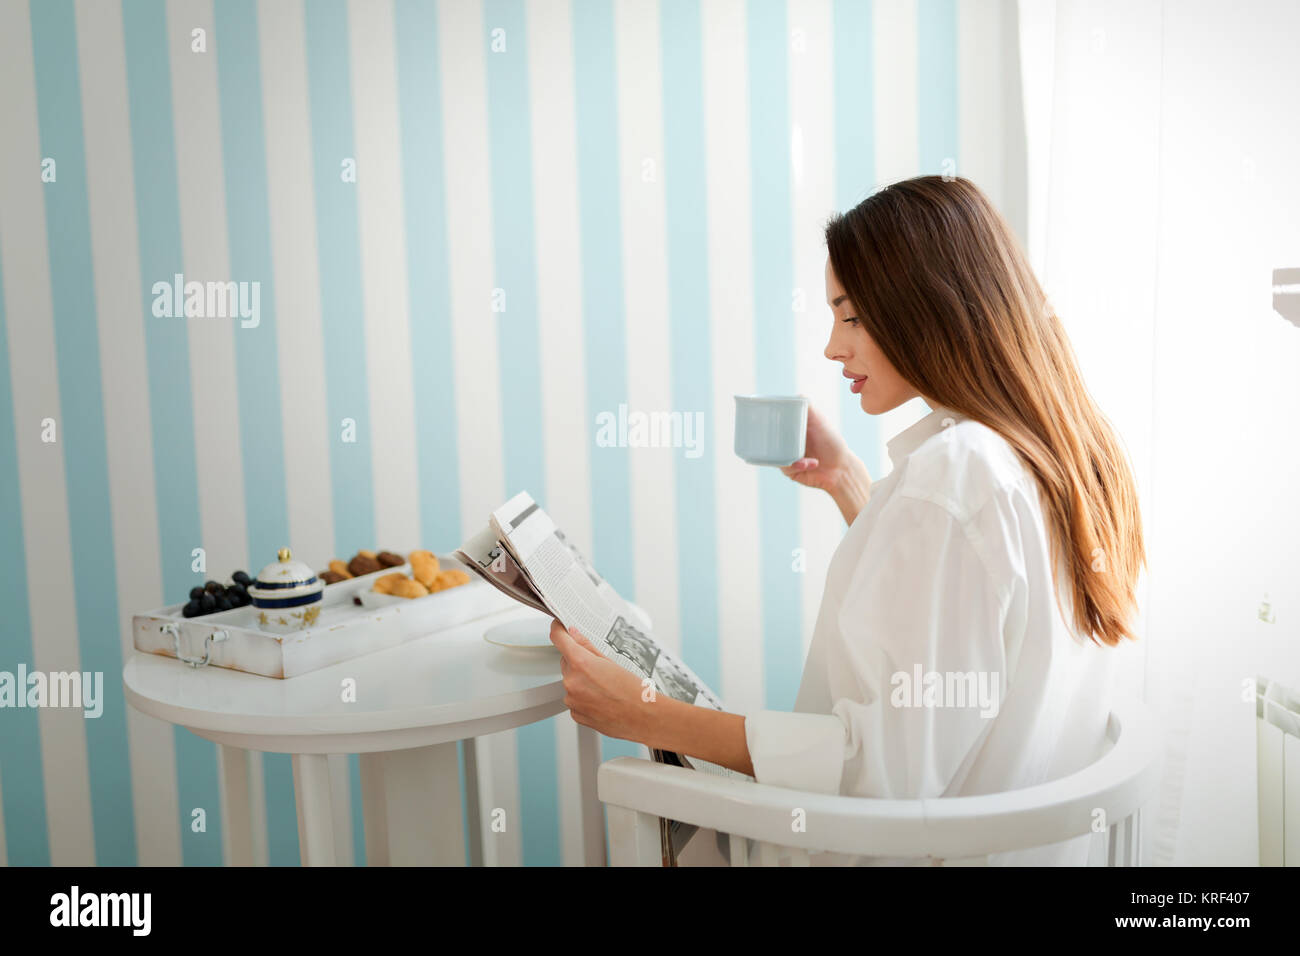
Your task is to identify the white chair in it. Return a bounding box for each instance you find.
[599,701,1163,866]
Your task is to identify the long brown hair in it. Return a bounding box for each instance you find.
[825,175,1144,647]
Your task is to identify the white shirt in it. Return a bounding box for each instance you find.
[742,403,1114,865]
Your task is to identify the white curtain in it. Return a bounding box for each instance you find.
[1018,0,1300,866]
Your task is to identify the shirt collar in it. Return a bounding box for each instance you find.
[886,402,966,468]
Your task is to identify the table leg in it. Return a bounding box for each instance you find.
[576,724,608,866]
[327,754,354,866]
[249,753,270,866]
[463,739,484,867]
[358,744,465,866]
[359,752,388,866]
[218,745,255,866]
[292,753,337,866]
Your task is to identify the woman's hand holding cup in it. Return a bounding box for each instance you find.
[781,404,873,524]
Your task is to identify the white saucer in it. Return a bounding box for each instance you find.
[483,618,558,652]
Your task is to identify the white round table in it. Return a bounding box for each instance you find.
[122,604,607,866]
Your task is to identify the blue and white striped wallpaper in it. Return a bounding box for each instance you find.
[0,0,1024,866]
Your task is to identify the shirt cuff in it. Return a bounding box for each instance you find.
[744,710,848,795]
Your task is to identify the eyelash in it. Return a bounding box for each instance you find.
[841,316,860,325]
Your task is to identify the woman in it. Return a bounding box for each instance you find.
[549,175,1145,865]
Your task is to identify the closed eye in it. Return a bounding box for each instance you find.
[841,315,860,324]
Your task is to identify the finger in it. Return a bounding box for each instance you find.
[780,457,819,478]
[550,619,597,660]
[562,692,592,722]
[566,625,599,653]
[549,618,576,653]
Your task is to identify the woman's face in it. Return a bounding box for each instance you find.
[824,258,919,415]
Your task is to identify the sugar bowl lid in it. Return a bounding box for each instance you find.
[248,547,322,602]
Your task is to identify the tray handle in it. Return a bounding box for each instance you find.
[160,622,229,668]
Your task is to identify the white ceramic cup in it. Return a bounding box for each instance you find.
[733,395,808,466]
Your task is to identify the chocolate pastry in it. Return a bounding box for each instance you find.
[376,550,405,568]
[347,553,383,577]
[320,569,348,585]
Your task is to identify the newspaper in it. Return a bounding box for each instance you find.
[456,491,748,864]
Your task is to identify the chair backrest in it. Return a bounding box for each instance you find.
[909,701,1164,860]
[598,701,1164,864]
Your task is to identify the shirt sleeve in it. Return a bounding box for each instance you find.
[744,493,1012,798]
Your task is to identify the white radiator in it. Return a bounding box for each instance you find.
[1256,676,1300,866]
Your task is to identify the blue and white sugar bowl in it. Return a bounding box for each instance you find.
[248,547,325,634]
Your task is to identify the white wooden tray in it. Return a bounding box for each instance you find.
[132,554,515,679]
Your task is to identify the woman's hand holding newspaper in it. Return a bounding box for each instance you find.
[549,619,651,742]
[548,618,756,778]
